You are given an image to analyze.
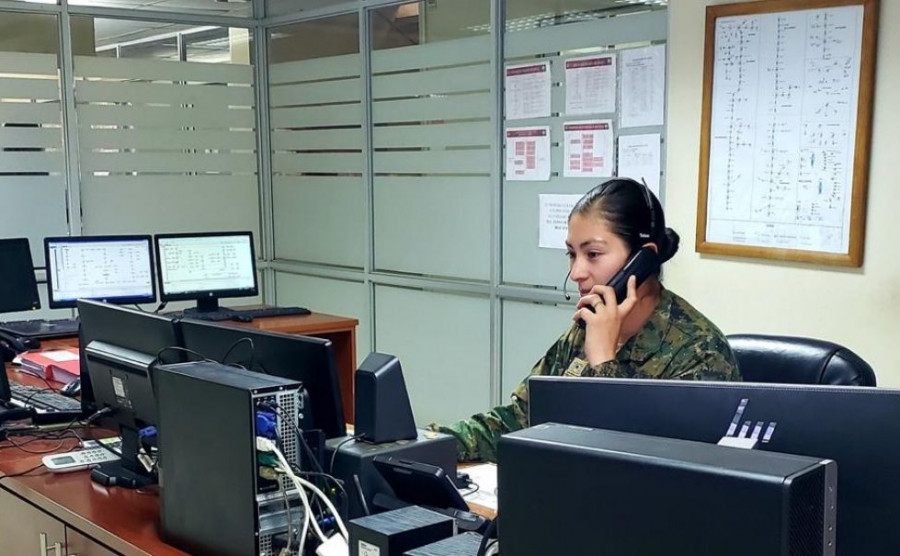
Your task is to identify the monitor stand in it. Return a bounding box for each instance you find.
[89,427,155,489]
[181,298,231,317]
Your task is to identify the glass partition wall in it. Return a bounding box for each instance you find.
[268,0,668,424]
[0,0,667,424]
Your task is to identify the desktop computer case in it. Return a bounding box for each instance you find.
[498,423,837,556]
[156,361,303,556]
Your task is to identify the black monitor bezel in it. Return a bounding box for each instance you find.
[44,234,156,309]
[153,231,259,305]
[0,237,41,314]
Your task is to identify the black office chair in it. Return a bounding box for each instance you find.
[726,334,876,386]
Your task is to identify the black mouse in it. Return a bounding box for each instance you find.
[232,315,253,323]
[61,377,81,397]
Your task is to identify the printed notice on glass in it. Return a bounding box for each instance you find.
[563,120,614,178]
[618,133,661,195]
[539,194,582,249]
[705,6,863,254]
[565,54,616,115]
[506,126,551,181]
[620,45,666,128]
[505,61,552,120]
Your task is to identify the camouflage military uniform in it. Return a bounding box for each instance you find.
[433,288,740,462]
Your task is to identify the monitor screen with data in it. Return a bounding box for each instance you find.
[154,231,258,313]
[44,235,156,309]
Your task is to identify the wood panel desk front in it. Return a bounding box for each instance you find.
[1,359,187,555]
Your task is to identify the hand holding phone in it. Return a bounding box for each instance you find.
[576,247,660,329]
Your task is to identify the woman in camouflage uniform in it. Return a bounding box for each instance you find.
[434,178,741,462]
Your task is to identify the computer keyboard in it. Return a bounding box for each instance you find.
[181,306,311,322]
[9,384,83,412]
[0,318,80,339]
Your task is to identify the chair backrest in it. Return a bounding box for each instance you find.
[726,334,876,386]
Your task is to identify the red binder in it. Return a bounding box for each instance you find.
[17,348,81,382]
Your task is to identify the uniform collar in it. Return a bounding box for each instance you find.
[618,287,674,364]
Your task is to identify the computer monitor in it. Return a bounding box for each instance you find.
[528,376,900,555]
[77,299,182,487]
[0,237,40,314]
[44,235,156,309]
[154,231,258,314]
[179,319,346,439]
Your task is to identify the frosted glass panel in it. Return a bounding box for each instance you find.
[375,286,490,425]
[74,52,258,236]
[275,273,370,366]
[0,47,66,266]
[269,16,365,268]
[371,21,492,279]
[373,177,491,280]
[501,300,574,398]
[273,177,365,267]
[80,176,259,236]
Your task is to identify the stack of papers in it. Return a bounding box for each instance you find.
[459,463,498,511]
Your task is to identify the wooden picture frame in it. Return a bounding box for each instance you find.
[696,0,878,266]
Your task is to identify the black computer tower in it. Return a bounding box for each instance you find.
[498,423,837,556]
[156,361,304,556]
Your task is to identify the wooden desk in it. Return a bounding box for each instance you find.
[0,311,359,554]
[1,361,187,555]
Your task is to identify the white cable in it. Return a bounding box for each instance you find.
[265,439,349,540]
[294,473,311,555]
[291,471,349,540]
[259,437,323,548]
[276,462,327,544]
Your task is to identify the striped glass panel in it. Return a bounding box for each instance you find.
[74,43,258,236]
[268,14,365,268]
[371,2,492,280]
[0,44,66,266]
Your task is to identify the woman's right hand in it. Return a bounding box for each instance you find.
[575,275,639,366]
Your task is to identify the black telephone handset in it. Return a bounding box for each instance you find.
[0,330,37,363]
[577,247,660,329]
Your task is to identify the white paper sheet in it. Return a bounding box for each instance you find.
[565,54,616,115]
[563,120,614,178]
[617,133,661,195]
[705,6,862,254]
[505,61,552,120]
[620,44,666,128]
[44,350,79,362]
[459,463,498,511]
[539,194,582,249]
[506,126,551,181]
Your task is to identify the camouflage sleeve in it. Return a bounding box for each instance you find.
[430,388,527,463]
[430,330,571,463]
[664,335,741,381]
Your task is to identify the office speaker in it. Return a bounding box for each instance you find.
[355,352,417,444]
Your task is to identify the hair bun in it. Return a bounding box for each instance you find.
[658,228,680,263]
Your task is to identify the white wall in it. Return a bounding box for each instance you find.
[665,0,900,385]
